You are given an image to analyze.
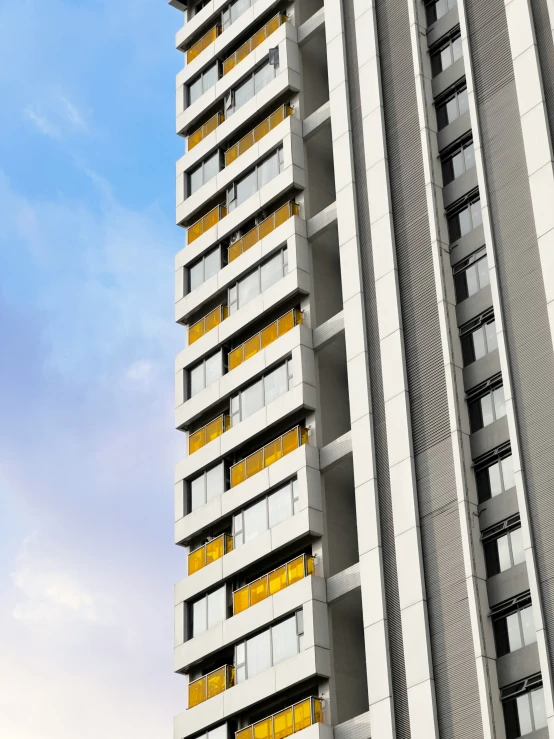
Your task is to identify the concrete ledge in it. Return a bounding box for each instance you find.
[298,6,325,46]
[334,711,371,739]
[303,101,331,140]
[326,562,360,604]
[319,431,352,471]
[313,311,344,350]
[456,285,493,327]
[308,202,337,239]
[463,350,501,392]
[470,416,510,460]
[432,57,465,100]
[437,111,472,153]
[443,167,478,210]
[478,486,519,532]
[426,6,459,47]
[487,562,529,607]
[496,642,540,688]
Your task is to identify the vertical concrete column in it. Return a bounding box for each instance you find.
[458,0,554,731]
[403,1,502,736]
[353,2,439,737]
[322,0,395,735]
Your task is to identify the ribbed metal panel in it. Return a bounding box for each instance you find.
[373,0,483,735]
[334,711,371,739]
[343,1,411,735]
[465,0,554,684]
[530,0,554,142]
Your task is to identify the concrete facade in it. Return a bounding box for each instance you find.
[169,1,554,738]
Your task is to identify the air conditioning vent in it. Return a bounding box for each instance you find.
[230,230,243,244]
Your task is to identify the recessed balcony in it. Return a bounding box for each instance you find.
[187,25,221,64]
[189,304,228,344]
[236,697,324,739]
[188,532,233,575]
[225,105,293,167]
[228,201,299,263]
[188,112,225,151]
[230,426,309,488]
[222,14,287,76]
[228,309,303,371]
[188,204,228,245]
[188,664,235,708]
[189,414,230,454]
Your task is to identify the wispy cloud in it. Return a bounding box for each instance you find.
[24,93,88,140]
[24,106,61,139]
[57,93,87,130]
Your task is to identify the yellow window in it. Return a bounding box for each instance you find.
[188,547,206,575]
[287,556,305,586]
[206,416,223,443]
[260,321,278,348]
[189,677,206,707]
[245,448,264,479]
[274,203,289,229]
[242,227,259,253]
[230,461,246,488]
[207,666,226,698]
[282,428,299,456]
[189,428,205,454]
[189,128,203,150]
[293,699,312,733]
[277,311,294,336]
[206,536,224,565]
[228,239,243,263]
[263,438,283,467]
[225,144,239,167]
[189,320,204,345]
[306,555,315,576]
[249,576,269,606]
[233,586,249,615]
[268,564,287,595]
[204,208,219,232]
[237,729,253,739]
[269,107,284,130]
[258,213,275,240]
[254,118,270,142]
[188,221,204,245]
[204,307,220,333]
[242,334,260,361]
[239,130,255,157]
[251,27,266,50]
[274,708,293,739]
[223,55,236,75]
[229,346,243,370]
[253,718,273,739]
[313,699,323,724]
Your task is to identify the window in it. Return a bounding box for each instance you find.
[230,360,293,426]
[222,0,252,30]
[191,585,227,637]
[503,685,547,738]
[228,249,288,314]
[493,600,536,657]
[189,247,221,293]
[188,63,219,106]
[448,196,482,242]
[436,86,469,129]
[461,312,497,366]
[431,34,463,76]
[189,350,224,398]
[189,152,221,196]
[233,479,300,547]
[468,381,506,432]
[476,452,515,502]
[453,247,489,302]
[189,462,226,512]
[235,612,304,682]
[227,148,284,211]
[442,140,475,185]
[228,61,277,116]
[484,523,525,578]
[426,0,457,24]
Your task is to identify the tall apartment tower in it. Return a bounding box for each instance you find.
[169,0,554,737]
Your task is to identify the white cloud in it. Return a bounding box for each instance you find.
[57,93,87,130]
[24,106,61,139]
[23,93,88,140]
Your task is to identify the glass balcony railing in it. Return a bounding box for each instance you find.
[236,697,324,739]
[223,14,287,76]
[188,205,227,245]
[230,426,309,488]
[188,112,225,151]
[189,665,235,708]
[187,25,221,64]
[233,554,315,615]
[228,201,299,263]
[189,304,229,345]
[228,309,303,371]
[188,533,233,575]
[225,105,293,167]
[189,414,230,454]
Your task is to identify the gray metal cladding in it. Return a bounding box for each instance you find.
[342,0,412,735]
[465,0,554,684]
[530,0,554,142]
[374,0,483,735]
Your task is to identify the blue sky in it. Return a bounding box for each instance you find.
[0,1,185,735]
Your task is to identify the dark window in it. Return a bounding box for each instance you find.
[468,382,506,432]
[436,86,468,129]
[453,246,489,302]
[460,312,497,365]
[493,600,536,657]
[483,522,524,578]
[426,0,457,25]
[475,451,515,502]
[442,140,475,185]
[503,686,547,738]
[448,196,482,242]
[431,34,463,76]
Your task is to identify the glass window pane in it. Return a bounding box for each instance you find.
[236,169,257,207]
[446,96,458,124]
[472,326,487,361]
[241,379,264,421]
[452,36,463,61]
[458,87,469,116]
[254,62,275,94]
[246,629,271,678]
[502,456,515,491]
[191,474,205,512]
[203,63,218,93]
[497,534,512,572]
[465,264,479,297]
[458,206,472,237]
[189,77,203,105]
[494,616,510,657]
[436,0,448,19]
[477,256,489,289]
[464,142,476,171]
[516,693,533,736]
[510,527,525,566]
[190,166,203,195]
[451,150,465,180]
[471,200,482,229]
[205,351,223,387]
[235,75,255,110]
[206,463,224,502]
[480,393,494,428]
[258,152,279,189]
[243,499,268,543]
[268,484,293,528]
[531,688,547,729]
[488,461,503,498]
[190,364,204,398]
[260,253,283,292]
[204,248,220,282]
[271,616,298,666]
[506,611,523,652]
[521,605,537,647]
[192,597,207,637]
[190,260,204,292]
[232,0,251,23]
[440,45,452,72]
[204,152,220,183]
[209,725,228,739]
[207,587,226,630]
[493,386,506,421]
[485,321,497,353]
[238,269,260,309]
[264,363,288,406]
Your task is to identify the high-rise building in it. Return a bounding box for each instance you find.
[169,0,554,737]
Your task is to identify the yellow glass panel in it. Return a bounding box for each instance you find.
[313,699,323,724]
[293,699,312,733]
[251,27,266,50]
[258,214,275,240]
[237,40,250,63]
[260,321,278,348]
[233,586,249,615]
[277,311,294,336]
[207,666,225,698]
[268,108,284,130]
[290,201,299,217]
[268,564,287,595]
[246,449,264,479]
[300,427,309,446]
[230,461,246,488]
[229,346,243,370]
[206,535,224,565]
[188,547,206,575]
[223,55,236,75]
[242,227,259,253]
[205,113,220,136]
[189,128,203,150]
[188,221,204,245]
[225,144,239,167]
[282,428,299,457]
[225,535,233,553]
[228,240,243,263]
[253,718,272,739]
[206,416,223,443]
[204,307,221,333]
[274,708,293,739]
[244,334,261,361]
[254,118,270,142]
[189,429,205,454]
[189,320,204,345]
[287,556,305,586]
[237,729,253,739]
[265,15,281,37]
[249,575,269,606]
[306,555,315,576]
[263,437,283,467]
[189,677,206,707]
[274,203,289,229]
[239,130,255,156]
[204,207,219,232]
[294,310,303,325]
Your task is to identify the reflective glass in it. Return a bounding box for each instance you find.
[203,63,218,92]
[254,62,275,94]
[231,0,251,23]
[191,475,205,512]
[471,200,482,228]
[480,393,494,428]
[472,326,487,361]
[190,260,204,292]
[477,255,489,289]
[258,152,279,189]
[532,688,547,729]
[207,587,226,630]
[260,252,283,292]
[246,628,271,678]
[271,616,298,665]
[264,363,288,406]
[497,535,512,572]
[235,75,255,111]
[516,694,533,736]
[190,363,204,398]
[458,87,469,116]
[205,248,220,282]
[236,169,257,207]
[237,270,260,310]
[453,36,463,61]
[189,77,203,105]
[205,351,223,387]
[451,150,465,180]
[193,597,207,637]
[502,456,515,490]
[206,463,224,502]
[190,166,203,195]
[440,45,452,71]
[445,96,458,124]
[464,142,476,172]
[243,499,268,543]
[435,0,448,19]
[485,321,497,353]
[506,611,523,652]
[241,379,264,421]
[493,386,506,421]
[488,461,503,498]
[209,725,228,739]
[510,527,525,566]
[521,605,536,647]
[268,484,292,528]
[458,206,472,237]
[466,263,479,297]
[204,152,220,183]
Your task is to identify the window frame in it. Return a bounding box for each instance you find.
[188,246,223,294]
[436,84,468,130]
[425,0,457,25]
[467,376,506,432]
[233,479,300,547]
[228,248,288,314]
[453,246,489,302]
[225,60,278,117]
[441,138,475,185]
[483,516,525,578]
[230,358,293,427]
[190,584,228,638]
[431,32,463,77]
[188,151,223,197]
[492,595,536,658]
[447,194,482,243]
[227,147,284,211]
[502,675,547,738]
[188,461,227,513]
[188,349,225,399]
[188,62,220,107]
[460,309,497,366]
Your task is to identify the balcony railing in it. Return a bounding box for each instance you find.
[228,201,299,263]
[188,112,225,151]
[225,105,293,167]
[189,414,230,454]
[223,14,287,75]
[189,304,228,345]
[187,25,221,64]
[236,697,324,739]
[188,205,227,245]
[230,426,309,488]
[189,665,235,708]
[228,309,303,371]
[188,533,233,575]
[233,554,315,615]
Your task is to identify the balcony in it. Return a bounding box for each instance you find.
[236,697,324,739]
[188,112,225,151]
[189,414,230,454]
[188,533,233,575]
[228,202,299,263]
[225,105,293,167]
[188,205,228,245]
[187,25,221,64]
[223,14,287,76]
[189,665,235,708]
[229,309,303,371]
[230,426,309,488]
[233,554,315,615]
[189,304,229,345]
